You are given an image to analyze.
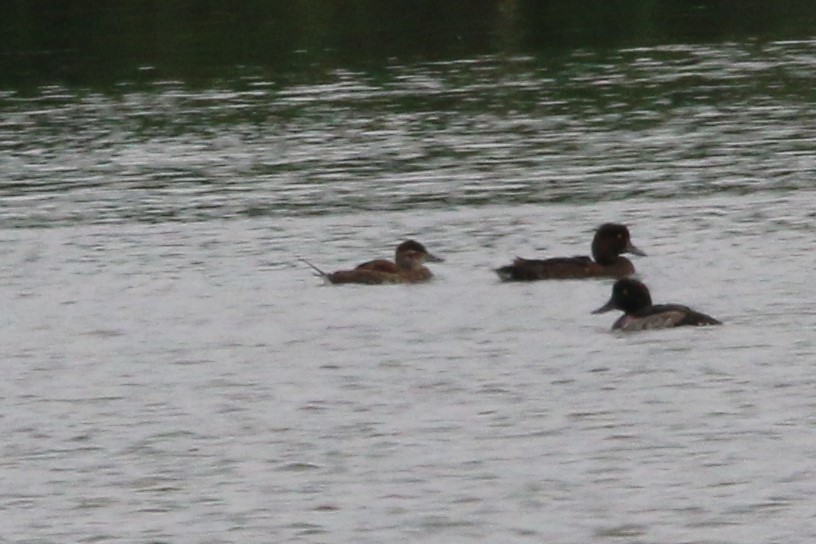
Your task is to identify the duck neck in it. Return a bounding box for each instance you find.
[396,253,422,271]
[591,245,616,265]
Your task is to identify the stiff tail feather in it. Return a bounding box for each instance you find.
[299,257,330,279]
[495,265,514,282]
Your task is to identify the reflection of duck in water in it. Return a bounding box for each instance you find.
[496,223,645,281]
[302,240,444,285]
[593,278,722,331]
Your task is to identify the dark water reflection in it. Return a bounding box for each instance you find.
[4,1,816,87]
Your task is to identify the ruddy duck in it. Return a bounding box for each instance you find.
[593,278,722,331]
[496,223,646,281]
[302,240,443,285]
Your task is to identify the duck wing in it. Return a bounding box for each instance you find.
[327,268,403,285]
[496,256,595,281]
[634,304,722,328]
[355,259,399,273]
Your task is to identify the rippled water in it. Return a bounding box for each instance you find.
[2,41,816,543]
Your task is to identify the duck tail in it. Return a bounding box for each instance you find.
[495,265,514,281]
[299,257,329,278]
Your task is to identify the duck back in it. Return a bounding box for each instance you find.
[497,256,613,281]
[355,259,400,274]
[613,304,722,331]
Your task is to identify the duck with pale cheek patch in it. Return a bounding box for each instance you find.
[301,240,444,285]
[496,223,646,281]
[593,278,722,331]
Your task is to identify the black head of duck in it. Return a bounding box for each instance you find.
[593,278,722,331]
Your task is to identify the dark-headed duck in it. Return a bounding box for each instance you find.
[593,278,722,331]
[496,223,645,281]
[302,240,443,285]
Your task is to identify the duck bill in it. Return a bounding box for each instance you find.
[592,298,617,314]
[425,252,444,263]
[625,242,646,257]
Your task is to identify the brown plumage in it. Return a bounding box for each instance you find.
[302,240,443,285]
[496,223,645,281]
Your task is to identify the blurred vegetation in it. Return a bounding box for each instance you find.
[1,0,815,88]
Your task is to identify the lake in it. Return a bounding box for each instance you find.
[2,2,816,543]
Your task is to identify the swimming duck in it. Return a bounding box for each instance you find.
[496,223,646,281]
[593,278,722,331]
[302,240,443,285]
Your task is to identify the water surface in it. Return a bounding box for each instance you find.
[2,14,816,544]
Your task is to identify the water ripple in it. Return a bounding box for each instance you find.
[2,41,816,227]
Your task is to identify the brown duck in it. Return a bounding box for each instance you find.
[496,223,646,281]
[302,240,443,285]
